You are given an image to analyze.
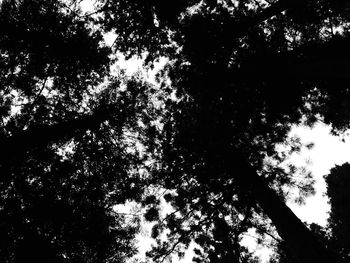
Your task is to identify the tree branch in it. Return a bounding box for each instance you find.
[229,0,303,38]
[0,106,111,165]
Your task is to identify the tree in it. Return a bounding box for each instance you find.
[2,0,350,263]
[325,163,350,263]
[270,163,350,263]
[96,0,350,262]
[0,1,162,262]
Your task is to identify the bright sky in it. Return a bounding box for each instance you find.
[288,122,350,227]
[248,122,350,262]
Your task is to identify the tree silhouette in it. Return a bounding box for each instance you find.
[0,1,160,262]
[325,163,350,263]
[107,1,348,262]
[2,0,350,263]
[270,164,350,263]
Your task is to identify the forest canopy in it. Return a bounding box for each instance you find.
[1,0,350,262]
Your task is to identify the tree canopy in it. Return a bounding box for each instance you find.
[1,0,350,263]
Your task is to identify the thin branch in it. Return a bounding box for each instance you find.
[80,3,110,18]
[115,212,144,217]
[249,222,282,243]
[25,77,48,126]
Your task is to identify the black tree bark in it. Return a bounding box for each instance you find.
[234,152,334,263]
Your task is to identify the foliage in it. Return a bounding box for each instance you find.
[325,163,350,263]
[2,0,350,262]
[0,1,162,262]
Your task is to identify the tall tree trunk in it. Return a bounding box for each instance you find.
[234,153,334,263]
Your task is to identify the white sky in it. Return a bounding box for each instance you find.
[288,122,350,226]
[248,122,350,262]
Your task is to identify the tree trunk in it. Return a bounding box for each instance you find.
[234,153,334,263]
